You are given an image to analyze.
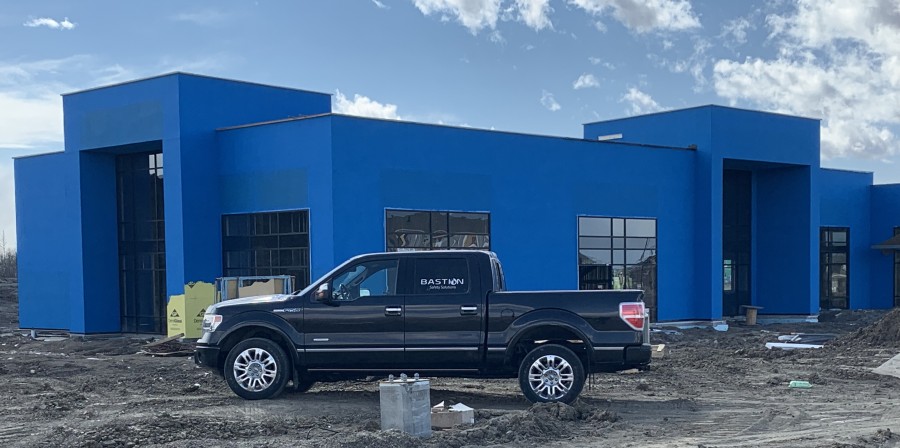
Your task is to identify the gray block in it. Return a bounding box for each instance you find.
[379,379,432,438]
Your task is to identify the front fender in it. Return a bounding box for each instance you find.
[211,311,303,365]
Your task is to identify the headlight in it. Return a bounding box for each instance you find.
[202,314,223,333]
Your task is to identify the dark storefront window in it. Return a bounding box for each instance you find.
[578,217,657,320]
[117,152,166,334]
[820,227,849,309]
[894,227,900,308]
[222,211,311,289]
[386,210,490,251]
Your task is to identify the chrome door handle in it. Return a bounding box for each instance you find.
[460,305,478,315]
[385,306,402,316]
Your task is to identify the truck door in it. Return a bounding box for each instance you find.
[303,257,403,369]
[403,255,484,370]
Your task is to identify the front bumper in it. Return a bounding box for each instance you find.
[194,344,221,374]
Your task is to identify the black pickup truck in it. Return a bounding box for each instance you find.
[195,250,650,403]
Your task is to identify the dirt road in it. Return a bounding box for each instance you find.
[1,282,898,447]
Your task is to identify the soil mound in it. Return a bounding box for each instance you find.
[327,429,423,448]
[43,413,309,447]
[432,401,618,448]
[832,308,900,349]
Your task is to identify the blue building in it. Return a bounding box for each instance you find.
[14,73,900,334]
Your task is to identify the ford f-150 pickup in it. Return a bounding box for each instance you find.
[195,250,650,403]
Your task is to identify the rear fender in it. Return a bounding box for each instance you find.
[503,309,595,364]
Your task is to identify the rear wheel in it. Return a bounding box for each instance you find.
[224,338,290,400]
[518,344,585,404]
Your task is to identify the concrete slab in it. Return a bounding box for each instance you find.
[873,353,900,380]
[756,315,819,324]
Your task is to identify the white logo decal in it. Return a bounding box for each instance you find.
[419,278,465,290]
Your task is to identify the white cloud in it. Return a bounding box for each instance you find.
[620,87,666,115]
[413,0,503,34]
[333,90,401,119]
[646,36,710,89]
[23,17,75,30]
[573,73,600,89]
[514,0,553,30]
[489,29,506,44]
[568,0,700,33]
[413,0,553,33]
[713,0,900,159]
[588,56,617,70]
[720,17,752,45]
[0,57,79,149]
[172,10,229,26]
[540,90,561,111]
[372,0,390,9]
[0,91,63,149]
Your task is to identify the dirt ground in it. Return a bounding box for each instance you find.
[1,280,899,448]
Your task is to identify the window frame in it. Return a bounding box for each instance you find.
[820,226,850,310]
[577,216,658,320]
[385,209,491,252]
[221,209,312,289]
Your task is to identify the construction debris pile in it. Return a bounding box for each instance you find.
[832,307,900,349]
[140,334,196,357]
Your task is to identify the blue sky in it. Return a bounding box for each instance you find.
[2,0,899,248]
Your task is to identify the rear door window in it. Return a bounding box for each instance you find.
[413,258,470,295]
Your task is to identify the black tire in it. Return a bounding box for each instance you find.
[518,344,585,404]
[224,338,291,400]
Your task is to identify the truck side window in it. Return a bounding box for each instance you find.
[331,259,398,301]
[413,258,470,295]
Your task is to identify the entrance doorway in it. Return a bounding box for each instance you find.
[723,170,752,317]
[820,227,849,309]
[116,152,166,333]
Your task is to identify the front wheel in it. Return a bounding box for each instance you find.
[518,344,585,404]
[224,338,290,400]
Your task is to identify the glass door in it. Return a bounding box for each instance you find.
[117,152,166,333]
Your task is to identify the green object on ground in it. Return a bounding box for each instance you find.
[788,380,812,388]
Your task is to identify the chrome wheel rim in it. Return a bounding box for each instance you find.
[233,348,278,392]
[528,354,574,400]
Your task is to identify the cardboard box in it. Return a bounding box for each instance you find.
[167,281,215,338]
[431,402,475,429]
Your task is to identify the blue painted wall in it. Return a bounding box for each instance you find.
[820,169,875,309]
[17,73,331,332]
[14,152,81,330]
[15,76,899,333]
[330,116,699,320]
[173,75,330,290]
[217,116,335,280]
[755,166,816,313]
[587,106,822,318]
[871,184,900,308]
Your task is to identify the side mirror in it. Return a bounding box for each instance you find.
[314,283,331,302]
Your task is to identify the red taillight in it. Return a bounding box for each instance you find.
[619,302,645,331]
